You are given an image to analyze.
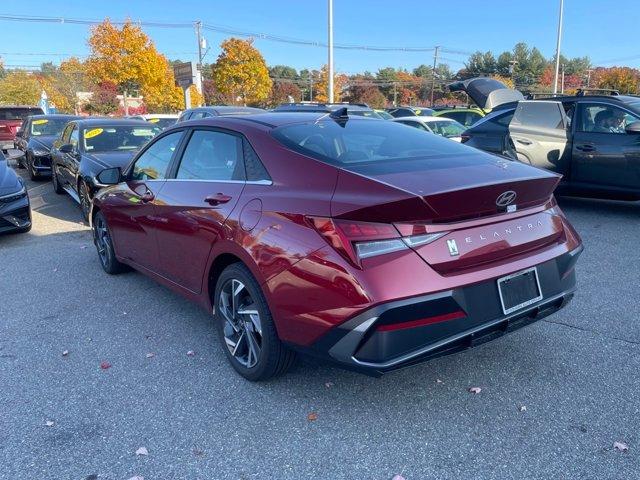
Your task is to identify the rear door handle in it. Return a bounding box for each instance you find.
[576,144,595,152]
[515,138,533,146]
[205,193,232,206]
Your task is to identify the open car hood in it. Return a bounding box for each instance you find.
[448,78,524,111]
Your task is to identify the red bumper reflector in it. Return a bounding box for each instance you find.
[376,311,466,332]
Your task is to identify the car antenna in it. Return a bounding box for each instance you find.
[329,107,349,127]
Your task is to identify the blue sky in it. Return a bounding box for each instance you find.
[1,0,638,74]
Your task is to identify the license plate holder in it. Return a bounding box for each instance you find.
[497,267,543,315]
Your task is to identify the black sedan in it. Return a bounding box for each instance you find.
[15,114,81,180]
[0,150,31,234]
[51,118,160,220]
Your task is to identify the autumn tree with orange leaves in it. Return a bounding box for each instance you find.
[212,38,272,106]
[314,65,347,103]
[85,19,185,112]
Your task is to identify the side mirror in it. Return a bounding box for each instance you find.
[625,121,640,134]
[59,143,74,154]
[96,167,122,186]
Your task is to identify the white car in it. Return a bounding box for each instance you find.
[391,115,466,142]
[128,114,179,130]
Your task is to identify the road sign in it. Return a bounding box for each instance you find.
[173,62,196,88]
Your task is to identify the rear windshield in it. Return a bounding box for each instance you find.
[271,118,476,166]
[30,118,71,136]
[83,125,160,152]
[0,108,44,121]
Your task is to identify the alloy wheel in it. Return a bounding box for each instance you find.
[94,214,111,267]
[219,279,263,369]
[79,182,90,220]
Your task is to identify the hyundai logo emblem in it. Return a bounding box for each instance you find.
[496,190,517,207]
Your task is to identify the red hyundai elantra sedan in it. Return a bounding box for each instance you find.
[90,110,582,381]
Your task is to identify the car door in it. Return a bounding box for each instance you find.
[508,100,570,174]
[571,102,640,189]
[52,123,73,185]
[59,123,80,187]
[152,128,246,293]
[16,119,29,154]
[106,130,185,272]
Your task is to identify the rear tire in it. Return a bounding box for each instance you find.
[51,164,64,194]
[214,263,296,381]
[93,211,127,274]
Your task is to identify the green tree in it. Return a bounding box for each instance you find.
[212,38,272,105]
[0,70,41,105]
[269,65,298,81]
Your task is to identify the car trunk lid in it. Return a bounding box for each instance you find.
[448,78,524,112]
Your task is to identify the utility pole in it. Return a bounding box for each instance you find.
[393,82,397,106]
[327,0,334,103]
[430,46,440,107]
[561,64,566,93]
[552,0,564,94]
[194,20,207,105]
[586,68,593,88]
[309,70,313,101]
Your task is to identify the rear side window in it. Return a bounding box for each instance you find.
[131,131,183,180]
[511,101,567,130]
[176,130,244,181]
[243,139,271,182]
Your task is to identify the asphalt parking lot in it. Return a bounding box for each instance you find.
[1,162,639,480]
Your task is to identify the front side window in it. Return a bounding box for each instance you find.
[69,126,79,147]
[578,103,640,134]
[131,131,183,181]
[61,123,74,143]
[83,125,160,153]
[176,130,244,181]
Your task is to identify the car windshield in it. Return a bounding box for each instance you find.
[146,117,177,129]
[271,118,476,166]
[425,120,466,137]
[83,125,160,152]
[348,110,383,119]
[30,118,70,136]
[0,108,43,121]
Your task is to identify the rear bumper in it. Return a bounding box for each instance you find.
[303,245,582,375]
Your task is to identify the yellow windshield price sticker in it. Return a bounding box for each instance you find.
[84,128,104,139]
[148,118,160,123]
[32,119,49,125]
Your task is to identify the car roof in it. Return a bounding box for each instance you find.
[0,105,43,109]
[173,111,381,130]
[273,103,372,112]
[394,115,455,121]
[75,118,151,127]
[28,114,82,120]
[184,106,265,115]
[141,113,179,118]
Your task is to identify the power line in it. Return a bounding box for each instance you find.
[0,13,469,55]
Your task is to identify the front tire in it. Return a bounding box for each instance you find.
[52,164,64,194]
[214,263,296,381]
[79,181,91,221]
[93,211,127,274]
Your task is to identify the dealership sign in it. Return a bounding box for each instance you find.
[173,62,196,88]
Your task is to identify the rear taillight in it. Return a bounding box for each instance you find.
[308,217,447,267]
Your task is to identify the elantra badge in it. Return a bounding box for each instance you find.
[447,239,459,256]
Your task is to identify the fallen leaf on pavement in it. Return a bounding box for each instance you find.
[468,387,482,394]
[614,441,629,452]
[193,447,205,456]
[100,361,111,370]
[519,405,527,412]
[186,350,195,356]
[325,382,334,388]
[145,353,155,359]
[391,475,406,480]
[80,245,88,249]
[45,420,55,427]
[307,412,318,421]
[135,447,148,456]
[62,350,69,357]
[436,379,443,384]
[53,268,58,272]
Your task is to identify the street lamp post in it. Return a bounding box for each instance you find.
[553,0,564,94]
